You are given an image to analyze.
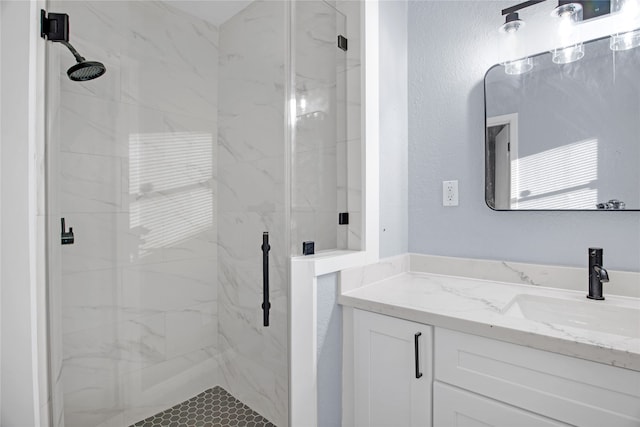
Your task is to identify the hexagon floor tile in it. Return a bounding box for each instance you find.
[130,386,276,427]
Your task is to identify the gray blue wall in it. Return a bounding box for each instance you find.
[408,0,640,271]
[317,273,342,427]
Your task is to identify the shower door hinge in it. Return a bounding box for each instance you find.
[41,10,69,42]
[338,212,349,225]
[338,35,348,52]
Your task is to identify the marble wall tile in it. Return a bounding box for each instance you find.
[347,138,362,210]
[54,1,130,60]
[61,268,126,334]
[60,152,124,213]
[121,58,217,120]
[347,210,362,251]
[118,348,218,426]
[293,145,338,211]
[60,93,128,158]
[61,213,161,275]
[345,66,361,143]
[121,259,216,313]
[218,1,288,425]
[164,302,217,360]
[337,140,348,208]
[218,107,285,164]
[218,156,285,213]
[62,358,122,427]
[122,2,219,70]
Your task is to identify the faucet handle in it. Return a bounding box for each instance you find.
[594,266,610,283]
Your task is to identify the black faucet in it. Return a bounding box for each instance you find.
[587,248,609,300]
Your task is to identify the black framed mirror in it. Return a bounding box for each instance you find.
[484,32,640,210]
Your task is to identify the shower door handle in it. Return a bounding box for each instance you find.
[261,232,271,327]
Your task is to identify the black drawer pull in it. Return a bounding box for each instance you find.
[414,332,423,379]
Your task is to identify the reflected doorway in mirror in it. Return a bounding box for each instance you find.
[486,114,519,210]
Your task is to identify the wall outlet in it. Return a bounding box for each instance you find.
[442,180,459,206]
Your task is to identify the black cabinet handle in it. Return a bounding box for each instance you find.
[261,232,271,327]
[414,332,423,379]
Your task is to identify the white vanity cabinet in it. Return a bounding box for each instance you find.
[353,309,432,427]
[349,309,640,427]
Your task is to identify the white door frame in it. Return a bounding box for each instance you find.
[487,113,519,209]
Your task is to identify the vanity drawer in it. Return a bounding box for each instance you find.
[433,381,568,427]
[434,328,640,427]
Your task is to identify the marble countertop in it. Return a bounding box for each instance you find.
[339,271,640,371]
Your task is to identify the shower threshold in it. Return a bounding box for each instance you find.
[131,386,275,427]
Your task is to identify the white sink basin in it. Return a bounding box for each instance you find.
[503,294,640,338]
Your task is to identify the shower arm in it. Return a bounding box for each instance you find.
[60,40,86,63]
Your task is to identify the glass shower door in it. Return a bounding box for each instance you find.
[291,1,348,256]
[46,1,289,426]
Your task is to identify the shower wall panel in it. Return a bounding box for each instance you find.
[336,0,363,252]
[48,2,220,426]
[291,1,344,255]
[217,2,288,426]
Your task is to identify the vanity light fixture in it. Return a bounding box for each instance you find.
[498,1,546,75]
[498,0,547,33]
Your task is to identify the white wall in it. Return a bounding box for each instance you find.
[379,0,409,258]
[408,0,640,271]
[0,1,46,425]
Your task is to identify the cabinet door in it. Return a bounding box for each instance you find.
[434,382,569,427]
[354,309,432,427]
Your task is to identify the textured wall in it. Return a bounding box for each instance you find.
[379,0,409,258]
[408,0,640,271]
